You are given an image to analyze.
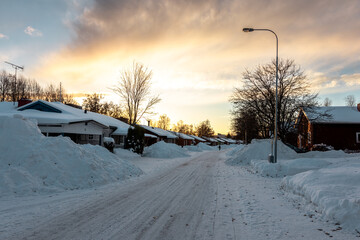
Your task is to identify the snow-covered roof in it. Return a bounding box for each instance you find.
[216,138,226,143]
[190,135,206,142]
[169,131,194,140]
[0,100,131,135]
[144,133,158,139]
[302,106,360,124]
[201,136,218,142]
[139,125,178,139]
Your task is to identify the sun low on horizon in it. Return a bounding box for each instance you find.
[1,0,360,134]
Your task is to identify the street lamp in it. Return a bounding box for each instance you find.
[242,27,279,163]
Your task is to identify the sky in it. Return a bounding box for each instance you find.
[1,0,360,134]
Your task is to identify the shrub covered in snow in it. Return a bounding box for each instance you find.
[0,115,142,197]
[142,141,190,159]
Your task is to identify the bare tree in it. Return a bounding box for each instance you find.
[0,70,10,101]
[323,97,332,107]
[156,114,171,130]
[196,120,214,137]
[82,93,103,113]
[230,59,318,141]
[112,62,161,125]
[344,95,356,107]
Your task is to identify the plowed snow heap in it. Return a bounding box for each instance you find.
[0,115,142,197]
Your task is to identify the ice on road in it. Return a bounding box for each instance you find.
[3,150,357,240]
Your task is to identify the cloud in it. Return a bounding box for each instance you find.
[341,73,360,86]
[0,33,8,39]
[24,26,43,37]
[33,0,360,97]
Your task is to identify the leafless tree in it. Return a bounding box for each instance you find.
[112,62,161,125]
[230,59,318,141]
[344,95,356,107]
[156,114,171,130]
[0,70,10,101]
[323,97,332,107]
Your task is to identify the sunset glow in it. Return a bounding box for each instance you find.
[1,0,360,133]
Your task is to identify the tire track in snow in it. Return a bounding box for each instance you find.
[12,152,220,240]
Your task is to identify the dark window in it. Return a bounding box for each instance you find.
[88,135,93,140]
[356,132,360,143]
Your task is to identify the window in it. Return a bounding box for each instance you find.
[88,135,93,140]
[357,132,360,143]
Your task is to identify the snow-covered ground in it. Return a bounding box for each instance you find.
[1,116,360,239]
[226,139,360,235]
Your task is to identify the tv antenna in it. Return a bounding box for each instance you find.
[4,61,24,102]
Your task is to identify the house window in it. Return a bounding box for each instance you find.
[356,132,360,143]
[88,135,93,140]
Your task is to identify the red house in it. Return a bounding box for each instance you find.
[296,104,360,150]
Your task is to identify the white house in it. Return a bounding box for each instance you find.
[0,100,131,147]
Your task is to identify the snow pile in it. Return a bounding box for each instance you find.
[114,148,140,159]
[0,115,142,197]
[250,148,351,178]
[184,145,203,152]
[251,158,332,177]
[196,142,214,151]
[281,158,360,230]
[142,141,190,158]
[226,139,298,165]
[226,144,245,157]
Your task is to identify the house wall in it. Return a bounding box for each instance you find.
[312,124,360,150]
[39,122,104,146]
[112,135,126,148]
[63,122,103,135]
[164,138,176,144]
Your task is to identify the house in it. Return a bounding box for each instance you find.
[144,133,159,146]
[0,100,131,147]
[169,131,194,146]
[190,135,207,145]
[201,136,218,146]
[138,125,178,144]
[296,105,360,150]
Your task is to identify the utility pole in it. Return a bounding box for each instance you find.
[4,61,24,102]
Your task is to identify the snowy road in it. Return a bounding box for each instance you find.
[3,150,358,239]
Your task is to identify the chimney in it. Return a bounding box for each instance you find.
[84,109,87,114]
[18,98,32,108]
[148,120,151,126]
[357,103,360,112]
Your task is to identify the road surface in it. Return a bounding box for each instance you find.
[5,150,357,239]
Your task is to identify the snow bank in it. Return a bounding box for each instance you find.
[142,141,190,158]
[251,158,332,177]
[226,139,297,165]
[0,116,142,197]
[184,145,203,152]
[196,142,214,151]
[114,148,140,159]
[184,142,216,152]
[281,158,360,231]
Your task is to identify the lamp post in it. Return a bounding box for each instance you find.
[242,27,278,163]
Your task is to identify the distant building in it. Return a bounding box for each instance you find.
[138,125,178,144]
